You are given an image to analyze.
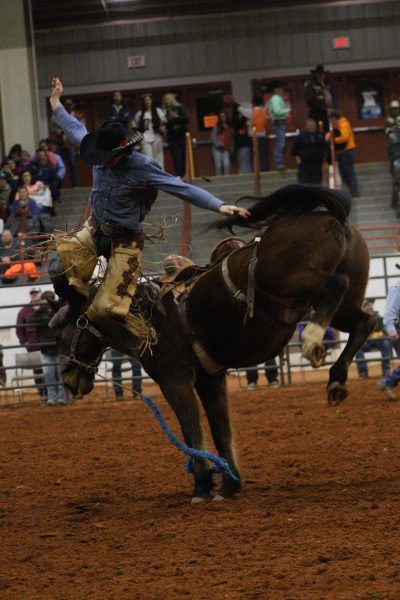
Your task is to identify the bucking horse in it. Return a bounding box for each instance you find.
[48,184,375,502]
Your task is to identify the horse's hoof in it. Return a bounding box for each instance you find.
[327,381,348,406]
[303,344,326,368]
[191,496,207,504]
[213,494,225,502]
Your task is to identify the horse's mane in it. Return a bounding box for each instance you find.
[218,184,351,230]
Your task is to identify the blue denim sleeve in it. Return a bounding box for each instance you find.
[52,105,88,146]
[384,285,400,335]
[143,159,224,212]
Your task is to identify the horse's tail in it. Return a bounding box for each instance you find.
[218,184,350,230]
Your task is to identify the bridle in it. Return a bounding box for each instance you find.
[60,314,109,376]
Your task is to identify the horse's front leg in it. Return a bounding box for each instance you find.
[328,306,377,405]
[301,274,349,368]
[195,371,242,499]
[158,376,214,503]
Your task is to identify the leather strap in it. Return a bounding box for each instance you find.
[244,236,261,324]
[177,303,225,376]
[221,256,247,304]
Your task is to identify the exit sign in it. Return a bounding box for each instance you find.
[332,36,351,49]
[127,55,146,68]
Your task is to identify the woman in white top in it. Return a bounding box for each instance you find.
[133,95,166,169]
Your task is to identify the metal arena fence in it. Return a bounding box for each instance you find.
[0,252,399,407]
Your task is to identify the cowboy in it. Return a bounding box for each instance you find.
[49,78,249,338]
[304,65,333,132]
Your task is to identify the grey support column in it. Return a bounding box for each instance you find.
[0,0,40,156]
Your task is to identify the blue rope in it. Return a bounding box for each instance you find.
[139,394,239,481]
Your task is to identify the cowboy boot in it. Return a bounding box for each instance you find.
[56,219,98,298]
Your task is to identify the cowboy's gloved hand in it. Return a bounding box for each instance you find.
[50,77,64,111]
[219,205,250,218]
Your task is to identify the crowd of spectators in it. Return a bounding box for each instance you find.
[0,131,64,285]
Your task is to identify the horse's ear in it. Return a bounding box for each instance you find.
[48,303,71,329]
[46,297,61,313]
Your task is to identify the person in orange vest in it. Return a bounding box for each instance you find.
[250,96,269,171]
[326,110,360,197]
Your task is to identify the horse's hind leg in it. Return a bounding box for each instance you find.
[327,306,377,405]
[158,376,213,503]
[301,273,349,367]
[195,371,242,499]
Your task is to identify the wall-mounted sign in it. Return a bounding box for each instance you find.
[332,36,351,49]
[357,83,384,120]
[127,55,146,69]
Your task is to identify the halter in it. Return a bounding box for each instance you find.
[60,314,108,376]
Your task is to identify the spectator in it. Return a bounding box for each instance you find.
[211,112,233,176]
[17,172,53,215]
[246,358,279,390]
[11,187,40,216]
[28,291,67,406]
[304,64,333,132]
[38,139,66,183]
[355,299,392,379]
[104,91,132,133]
[388,129,400,208]
[110,349,142,400]
[163,93,189,178]
[8,144,23,166]
[17,150,32,175]
[385,100,400,135]
[292,119,326,184]
[134,94,166,168]
[0,229,19,280]
[6,195,41,239]
[2,158,19,192]
[29,149,60,202]
[16,287,45,400]
[50,98,80,187]
[326,110,360,198]
[268,80,289,170]
[250,96,269,171]
[231,102,252,174]
[0,171,11,219]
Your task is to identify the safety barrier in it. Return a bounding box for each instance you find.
[359,225,400,253]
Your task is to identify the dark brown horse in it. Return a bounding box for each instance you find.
[49,184,375,502]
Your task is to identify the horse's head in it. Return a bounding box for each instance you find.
[48,297,108,396]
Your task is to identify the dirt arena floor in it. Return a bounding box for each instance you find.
[1,377,400,600]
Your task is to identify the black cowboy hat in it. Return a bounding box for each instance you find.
[310,64,329,74]
[266,79,287,93]
[80,121,143,166]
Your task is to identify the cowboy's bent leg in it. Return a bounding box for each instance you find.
[87,228,144,333]
[55,219,98,298]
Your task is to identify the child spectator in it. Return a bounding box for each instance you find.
[12,187,40,216]
[17,172,53,214]
[326,110,360,197]
[292,119,326,184]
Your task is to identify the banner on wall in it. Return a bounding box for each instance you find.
[357,83,384,120]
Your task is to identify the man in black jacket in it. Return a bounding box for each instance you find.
[291,119,326,184]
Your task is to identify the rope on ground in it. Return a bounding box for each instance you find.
[95,372,238,481]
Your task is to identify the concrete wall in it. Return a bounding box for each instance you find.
[0,0,40,155]
[35,1,400,135]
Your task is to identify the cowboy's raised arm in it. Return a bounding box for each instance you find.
[49,77,88,146]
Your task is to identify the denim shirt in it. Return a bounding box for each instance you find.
[52,105,224,232]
